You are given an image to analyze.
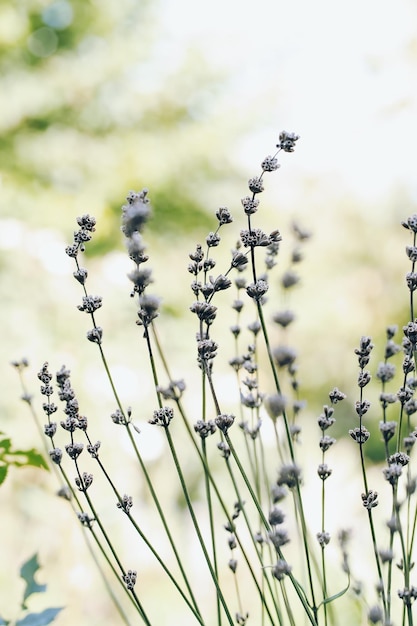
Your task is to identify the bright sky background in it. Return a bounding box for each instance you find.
[155,0,417,202]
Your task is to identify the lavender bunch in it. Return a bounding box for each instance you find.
[13,131,417,626]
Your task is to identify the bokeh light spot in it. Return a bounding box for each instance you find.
[27,26,58,58]
[42,0,73,30]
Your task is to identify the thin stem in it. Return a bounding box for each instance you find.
[202,437,222,626]
[356,377,387,616]
[255,301,318,615]
[82,429,205,624]
[85,320,203,620]
[225,433,318,626]
[320,476,328,626]
[225,455,283,624]
[125,423,204,621]
[71,452,148,621]
[164,426,235,626]
[19,363,136,624]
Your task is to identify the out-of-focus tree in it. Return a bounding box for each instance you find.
[0,0,244,250]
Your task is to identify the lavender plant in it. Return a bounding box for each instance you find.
[14,132,417,625]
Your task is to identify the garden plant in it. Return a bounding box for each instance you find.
[13,131,417,626]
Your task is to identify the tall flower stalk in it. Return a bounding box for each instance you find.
[13,133,417,625]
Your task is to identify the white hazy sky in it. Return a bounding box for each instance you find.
[155,0,417,203]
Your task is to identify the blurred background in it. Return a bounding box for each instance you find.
[1,0,417,623]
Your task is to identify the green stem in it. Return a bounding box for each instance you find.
[91,326,203,620]
[356,380,387,616]
[83,430,205,625]
[320,476,328,626]
[202,438,222,626]
[125,424,204,622]
[72,456,150,623]
[256,302,318,615]
[164,426,235,626]
[19,368,135,625]
[225,433,318,626]
[225,456,284,624]
[174,397,277,623]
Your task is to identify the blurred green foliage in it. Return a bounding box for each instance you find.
[0,431,47,486]
[0,0,240,249]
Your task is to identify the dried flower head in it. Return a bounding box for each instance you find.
[281,270,299,289]
[355,400,371,417]
[137,294,161,326]
[268,529,290,549]
[231,252,249,270]
[194,420,217,439]
[272,310,295,328]
[357,370,371,387]
[388,452,409,466]
[248,176,264,194]
[121,189,151,237]
[376,362,396,383]
[246,280,269,301]
[117,494,133,514]
[397,587,417,606]
[149,407,174,428]
[402,214,417,232]
[49,448,63,465]
[383,463,403,486]
[128,267,153,296]
[215,414,235,434]
[268,507,285,526]
[264,393,287,420]
[261,155,280,172]
[75,472,93,491]
[65,442,84,460]
[122,569,137,591]
[349,426,370,444]
[126,231,148,265]
[319,435,336,452]
[354,336,374,368]
[240,228,270,248]
[157,380,186,401]
[317,406,335,430]
[379,421,397,442]
[77,512,94,527]
[272,346,297,368]
[86,327,103,344]
[272,559,292,580]
[241,196,260,215]
[361,490,378,510]
[277,463,302,489]
[277,131,300,152]
[368,605,383,624]
[77,295,103,314]
[317,532,331,547]
[217,441,230,459]
[216,206,233,224]
[190,302,217,325]
[317,464,332,480]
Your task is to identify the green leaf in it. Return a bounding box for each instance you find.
[320,573,351,607]
[16,608,63,626]
[9,448,48,471]
[0,465,8,485]
[0,432,48,477]
[20,554,46,607]
[0,437,12,454]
